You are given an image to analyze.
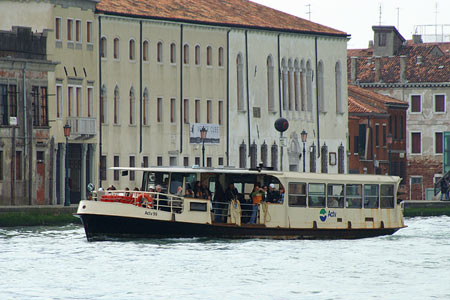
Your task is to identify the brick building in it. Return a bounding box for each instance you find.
[348,25,450,200]
[0,26,57,205]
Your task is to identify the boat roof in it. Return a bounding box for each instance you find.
[110,166,401,184]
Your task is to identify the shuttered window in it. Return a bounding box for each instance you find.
[411,132,421,154]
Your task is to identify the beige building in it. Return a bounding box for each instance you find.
[0,0,99,204]
[1,0,349,201]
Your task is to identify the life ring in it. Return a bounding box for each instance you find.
[136,194,153,208]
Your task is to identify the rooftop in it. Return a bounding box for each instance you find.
[97,0,347,36]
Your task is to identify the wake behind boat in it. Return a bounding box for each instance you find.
[76,166,405,241]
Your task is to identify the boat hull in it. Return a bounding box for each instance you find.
[76,213,400,241]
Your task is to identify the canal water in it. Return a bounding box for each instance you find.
[1,216,450,300]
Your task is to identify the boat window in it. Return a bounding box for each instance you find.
[380,184,395,208]
[170,173,183,194]
[346,184,362,208]
[308,183,326,207]
[152,172,170,193]
[364,184,379,208]
[327,184,344,208]
[209,177,216,194]
[185,173,197,191]
[288,182,306,207]
[234,182,243,194]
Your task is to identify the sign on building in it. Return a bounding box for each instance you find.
[190,123,220,144]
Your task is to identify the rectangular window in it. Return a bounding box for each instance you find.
[86,21,92,43]
[157,97,162,123]
[67,19,73,41]
[353,136,359,154]
[0,85,7,125]
[75,20,81,42]
[436,132,443,154]
[55,17,62,40]
[0,150,3,180]
[170,98,175,123]
[184,99,189,124]
[87,87,93,117]
[411,132,421,154]
[206,100,212,123]
[327,184,344,208]
[195,157,200,166]
[183,157,189,167]
[378,32,386,46]
[380,184,395,208]
[218,100,223,125]
[375,124,379,147]
[114,156,119,181]
[364,184,379,208]
[346,184,362,208]
[100,155,107,181]
[195,99,200,123]
[206,157,212,167]
[129,156,135,181]
[157,156,163,166]
[39,87,48,126]
[170,156,177,166]
[15,151,22,180]
[76,87,82,117]
[382,124,387,146]
[31,86,39,126]
[68,86,73,117]
[410,95,421,113]
[288,182,306,207]
[143,156,148,168]
[434,94,445,113]
[56,85,63,118]
[308,183,326,207]
[218,157,224,166]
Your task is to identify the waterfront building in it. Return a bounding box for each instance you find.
[348,25,450,200]
[0,0,349,203]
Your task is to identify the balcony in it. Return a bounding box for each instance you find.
[67,117,96,139]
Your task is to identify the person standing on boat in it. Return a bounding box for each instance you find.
[249,183,264,224]
[266,183,280,203]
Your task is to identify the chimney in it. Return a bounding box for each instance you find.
[368,40,374,48]
[375,56,382,82]
[412,34,423,44]
[400,55,407,83]
[350,57,358,83]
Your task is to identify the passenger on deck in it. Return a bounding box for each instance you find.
[279,186,285,204]
[124,187,130,197]
[184,188,194,198]
[202,182,211,200]
[266,183,280,203]
[248,183,264,224]
[155,185,169,211]
[176,186,184,196]
[193,181,203,198]
[225,183,239,202]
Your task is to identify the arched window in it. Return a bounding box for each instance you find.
[113,38,119,59]
[114,86,120,124]
[281,58,288,110]
[207,46,212,66]
[129,87,135,125]
[183,44,189,64]
[129,39,136,60]
[335,61,343,113]
[218,47,224,67]
[157,41,163,62]
[288,59,294,111]
[143,40,149,61]
[170,43,176,63]
[294,59,300,111]
[306,60,313,112]
[300,60,306,111]
[318,60,325,112]
[100,85,107,124]
[195,45,200,65]
[236,53,244,111]
[100,37,107,58]
[143,88,149,125]
[267,55,275,112]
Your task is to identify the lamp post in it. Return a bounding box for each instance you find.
[387,132,393,175]
[200,126,208,167]
[64,123,71,206]
[301,129,308,172]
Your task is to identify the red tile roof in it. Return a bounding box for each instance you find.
[348,84,408,114]
[97,0,346,36]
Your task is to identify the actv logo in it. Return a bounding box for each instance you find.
[319,209,327,222]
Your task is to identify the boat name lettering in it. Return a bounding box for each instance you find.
[328,211,336,218]
[145,211,158,217]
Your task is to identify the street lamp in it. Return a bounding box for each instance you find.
[64,123,71,206]
[200,126,208,167]
[301,129,308,172]
[387,132,393,175]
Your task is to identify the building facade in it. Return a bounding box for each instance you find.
[348,25,450,200]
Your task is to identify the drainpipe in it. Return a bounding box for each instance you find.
[315,37,320,158]
[139,20,143,153]
[245,30,251,156]
[278,33,283,171]
[226,30,230,166]
[180,24,183,155]
[98,16,102,189]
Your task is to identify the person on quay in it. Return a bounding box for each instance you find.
[440,178,449,201]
